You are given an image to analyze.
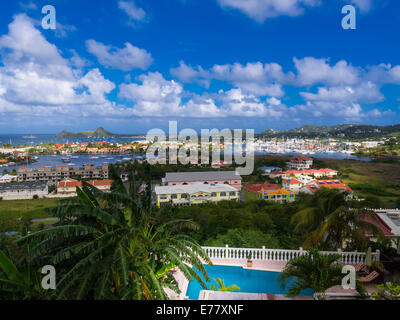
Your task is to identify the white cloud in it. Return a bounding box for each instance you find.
[86,39,153,71]
[217,0,321,22]
[0,14,117,119]
[350,0,373,13]
[294,57,360,86]
[118,1,146,22]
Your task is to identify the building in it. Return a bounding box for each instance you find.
[272,168,338,179]
[244,182,296,203]
[162,171,242,191]
[258,187,296,203]
[0,181,48,200]
[258,166,282,175]
[0,174,16,183]
[300,180,353,197]
[282,178,303,194]
[286,156,313,170]
[155,183,239,207]
[57,179,113,194]
[18,164,109,185]
[243,182,281,194]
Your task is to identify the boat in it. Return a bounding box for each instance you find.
[61,158,71,163]
[122,158,131,161]
[91,156,99,159]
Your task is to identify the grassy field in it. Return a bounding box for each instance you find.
[308,158,400,206]
[0,198,60,221]
[254,155,400,206]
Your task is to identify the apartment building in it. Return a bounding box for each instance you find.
[17,164,109,185]
[57,178,113,194]
[162,171,242,191]
[155,183,239,207]
[286,156,313,170]
[0,181,48,200]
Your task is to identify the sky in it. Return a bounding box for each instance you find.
[0,0,400,134]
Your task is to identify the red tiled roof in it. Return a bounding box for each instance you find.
[283,170,301,175]
[306,180,353,193]
[58,179,81,188]
[283,178,302,185]
[244,182,280,193]
[87,180,112,187]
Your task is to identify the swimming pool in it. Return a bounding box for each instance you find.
[186,265,313,300]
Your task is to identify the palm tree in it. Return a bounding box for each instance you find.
[291,189,382,250]
[209,278,240,292]
[0,250,46,300]
[19,166,212,300]
[278,248,366,298]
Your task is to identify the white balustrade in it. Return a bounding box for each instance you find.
[201,246,380,264]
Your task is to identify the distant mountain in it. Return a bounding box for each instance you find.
[257,124,400,139]
[56,127,120,138]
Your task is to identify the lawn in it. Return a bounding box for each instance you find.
[313,158,400,206]
[0,198,60,221]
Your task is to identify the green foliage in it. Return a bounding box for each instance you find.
[279,248,366,298]
[163,200,305,249]
[291,189,383,250]
[371,278,400,300]
[10,165,211,300]
[204,228,279,248]
[209,278,240,292]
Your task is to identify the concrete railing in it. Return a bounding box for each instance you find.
[201,246,380,264]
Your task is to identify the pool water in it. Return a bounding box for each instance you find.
[186,265,313,300]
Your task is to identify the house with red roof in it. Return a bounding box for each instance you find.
[286,156,313,170]
[57,179,112,194]
[282,178,303,193]
[300,180,353,198]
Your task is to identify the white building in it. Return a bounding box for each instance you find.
[0,174,16,183]
[0,181,48,200]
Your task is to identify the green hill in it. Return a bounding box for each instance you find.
[257,124,400,139]
[56,127,119,138]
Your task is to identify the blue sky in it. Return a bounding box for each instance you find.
[0,0,399,134]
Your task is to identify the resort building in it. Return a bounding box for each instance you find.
[244,182,296,203]
[286,156,313,170]
[269,168,338,179]
[17,164,109,185]
[154,183,239,207]
[0,181,48,200]
[300,180,353,196]
[0,174,16,183]
[162,171,242,191]
[57,179,113,194]
[258,188,296,203]
[282,178,303,194]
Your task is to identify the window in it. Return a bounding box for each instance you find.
[283,195,287,198]
[171,194,177,199]
[224,181,229,184]
[211,192,217,197]
[183,182,188,185]
[220,192,226,196]
[160,195,168,200]
[204,182,209,184]
[181,194,188,199]
[290,194,294,197]
[229,192,236,196]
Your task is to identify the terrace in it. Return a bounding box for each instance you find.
[169,246,380,300]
